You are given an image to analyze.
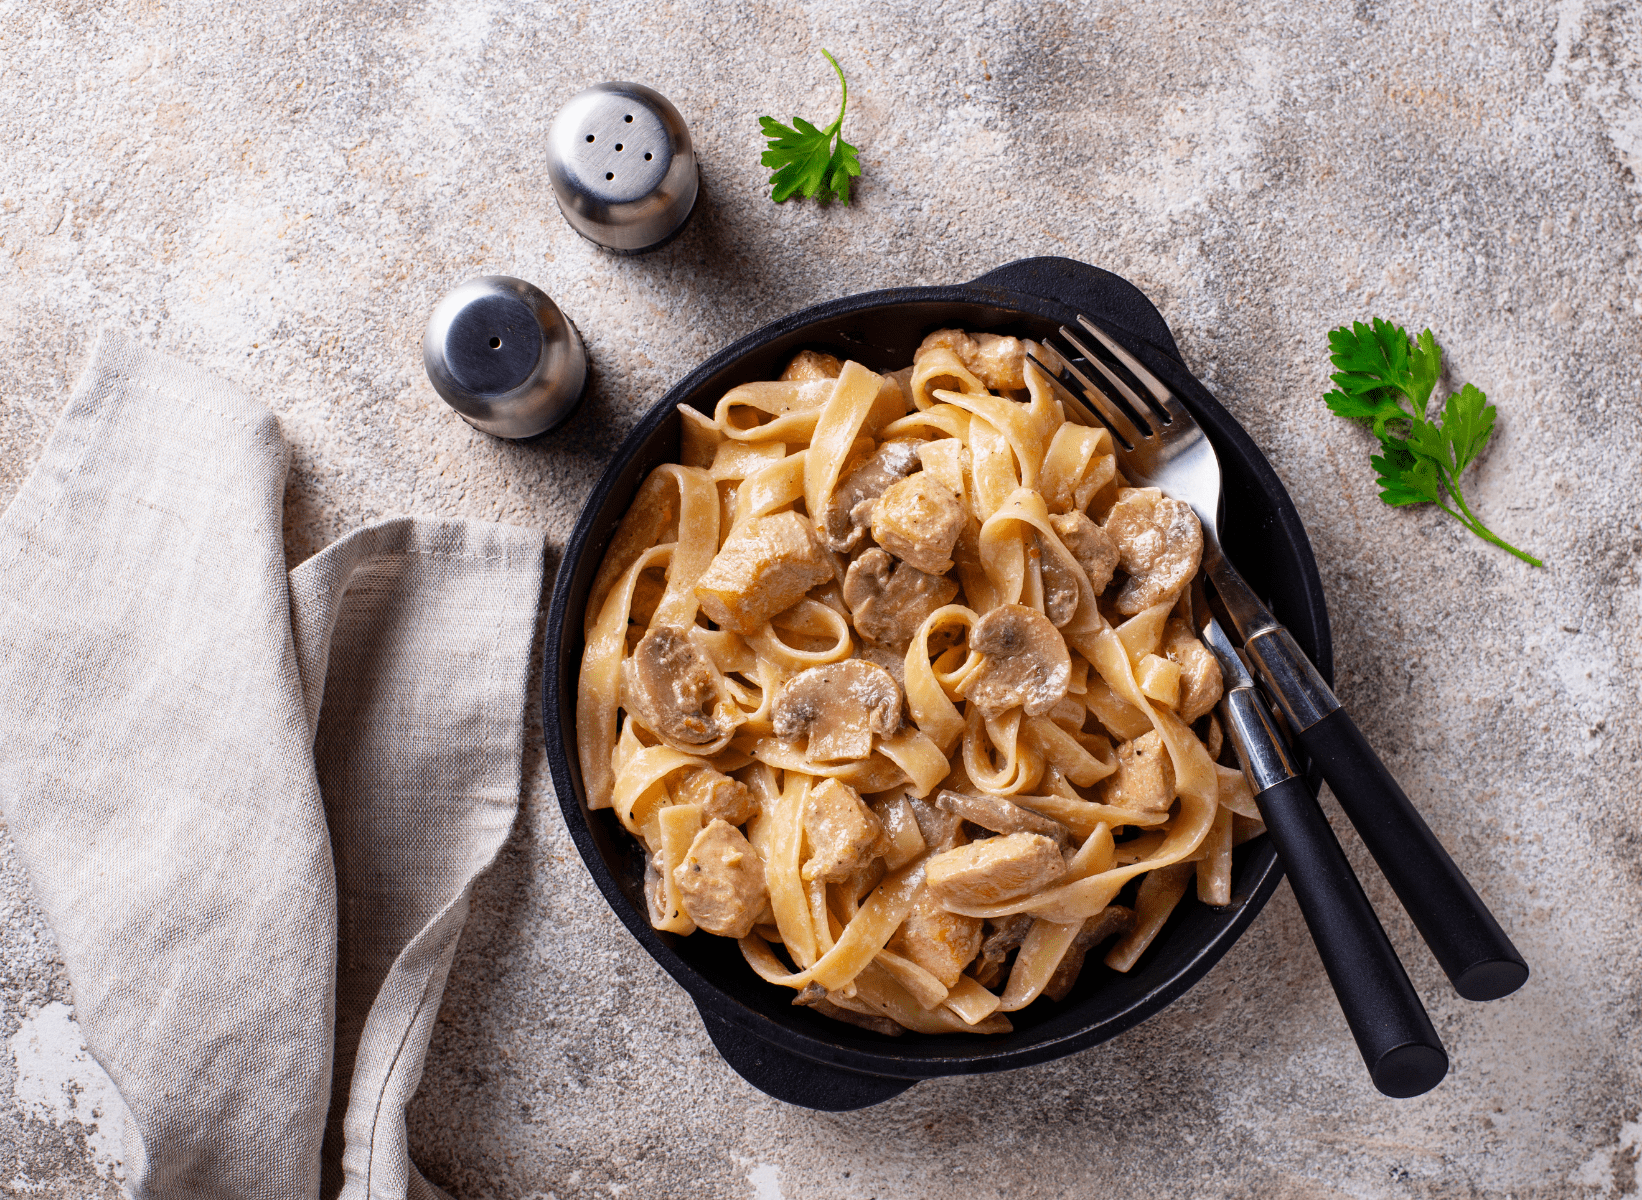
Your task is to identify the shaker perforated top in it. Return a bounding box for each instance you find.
[422,276,588,439]
[546,82,698,254]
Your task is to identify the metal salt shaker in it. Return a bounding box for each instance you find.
[546,82,698,253]
[422,276,589,439]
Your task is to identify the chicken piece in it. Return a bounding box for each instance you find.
[1100,730,1177,812]
[780,350,844,381]
[1035,532,1082,628]
[622,626,735,749]
[1101,488,1204,615]
[670,766,759,826]
[969,914,1034,989]
[802,778,889,881]
[672,819,769,938]
[888,891,984,988]
[917,329,1029,391]
[957,604,1071,717]
[870,472,967,576]
[694,511,836,635]
[966,333,1030,391]
[818,439,923,552]
[1042,906,1136,1002]
[1162,616,1223,723]
[935,789,1071,848]
[843,546,959,651]
[925,833,1068,908]
[1049,510,1120,595]
[773,659,902,762]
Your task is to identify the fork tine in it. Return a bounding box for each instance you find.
[1032,344,1147,449]
[1074,314,1189,425]
[1056,325,1162,432]
[1025,348,1098,426]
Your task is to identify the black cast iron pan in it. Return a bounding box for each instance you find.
[542,256,1333,1111]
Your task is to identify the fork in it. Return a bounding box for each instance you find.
[1028,315,1529,1004]
[1191,578,1447,1096]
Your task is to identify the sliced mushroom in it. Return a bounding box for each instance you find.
[1049,510,1119,596]
[906,792,965,853]
[1100,730,1177,812]
[1202,711,1224,760]
[1042,906,1136,1002]
[670,766,759,826]
[622,626,735,749]
[843,546,960,651]
[935,789,1071,848]
[956,604,1071,718]
[792,985,904,1036]
[818,439,924,552]
[969,914,1035,988]
[773,659,902,762]
[1162,616,1223,724]
[780,349,844,381]
[801,777,889,881]
[673,819,769,938]
[869,472,967,576]
[1035,532,1081,628]
[887,891,983,988]
[925,832,1068,908]
[694,511,836,635]
[1101,487,1204,616]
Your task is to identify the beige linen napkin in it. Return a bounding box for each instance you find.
[0,329,545,1199]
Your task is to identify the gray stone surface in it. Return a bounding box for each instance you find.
[2,0,1640,1195]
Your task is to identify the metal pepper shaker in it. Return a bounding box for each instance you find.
[422,276,589,439]
[546,82,698,254]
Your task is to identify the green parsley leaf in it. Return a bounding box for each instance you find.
[758,50,861,205]
[1323,320,1542,567]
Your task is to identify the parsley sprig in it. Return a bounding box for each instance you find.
[1325,319,1542,567]
[758,50,862,205]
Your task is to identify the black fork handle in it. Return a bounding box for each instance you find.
[1255,775,1449,1098]
[1246,624,1530,1002]
[1294,706,1529,1002]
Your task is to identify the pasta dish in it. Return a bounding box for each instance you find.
[577,330,1264,1035]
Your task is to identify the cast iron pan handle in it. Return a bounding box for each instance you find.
[970,257,1183,360]
[698,1011,914,1110]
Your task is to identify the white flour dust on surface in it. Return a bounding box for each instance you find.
[11,1001,130,1184]
[746,1162,785,1200]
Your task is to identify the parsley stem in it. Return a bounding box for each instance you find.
[821,48,847,134]
[1441,473,1544,568]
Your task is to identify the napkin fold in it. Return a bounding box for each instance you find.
[0,329,545,1199]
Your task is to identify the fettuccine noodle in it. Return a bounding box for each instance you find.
[578,333,1258,1035]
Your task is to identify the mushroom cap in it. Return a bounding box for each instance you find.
[1034,532,1081,628]
[1102,487,1203,615]
[842,546,959,651]
[622,625,736,751]
[958,603,1072,717]
[772,658,903,762]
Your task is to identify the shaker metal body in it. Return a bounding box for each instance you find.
[546,82,698,254]
[423,276,588,439]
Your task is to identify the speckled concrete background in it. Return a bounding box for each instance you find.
[2,0,1639,1195]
